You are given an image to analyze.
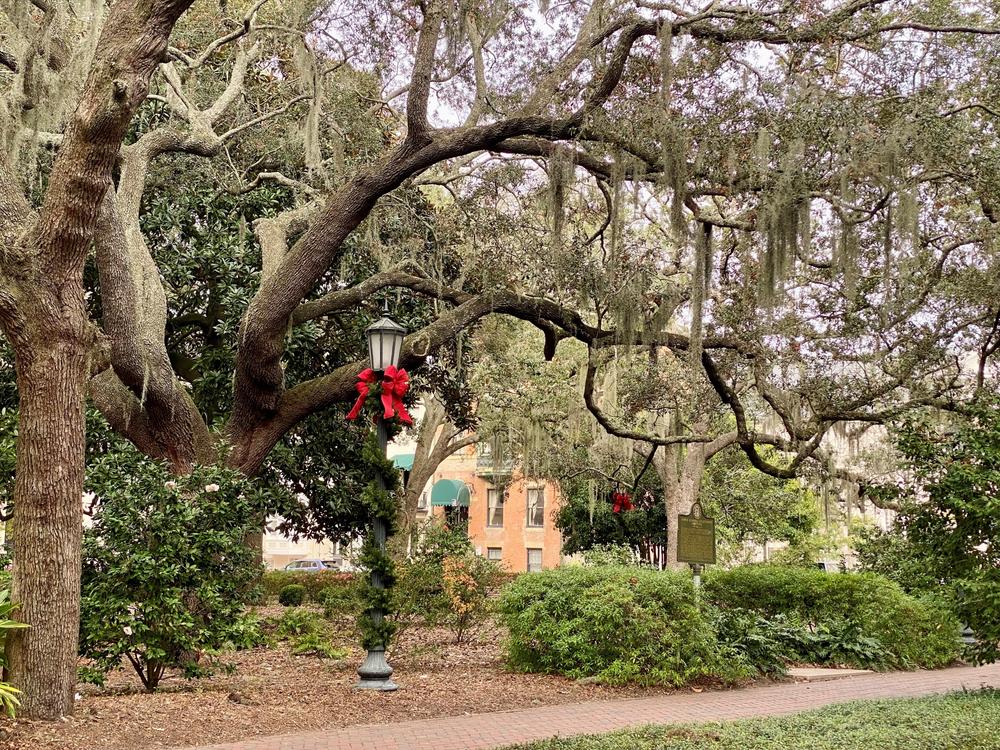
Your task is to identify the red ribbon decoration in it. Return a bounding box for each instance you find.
[612,490,633,513]
[346,368,379,421]
[345,366,413,425]
[380,365,413,425]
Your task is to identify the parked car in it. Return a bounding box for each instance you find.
[284,558,342,572]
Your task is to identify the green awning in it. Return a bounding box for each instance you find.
[430,479,471,507]
[392,453,414,471]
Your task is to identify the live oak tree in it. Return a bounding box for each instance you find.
[2,0,1000,718]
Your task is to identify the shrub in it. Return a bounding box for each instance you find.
[441,554,507,643]
[262,570,357,602]
[708,607,789,677]
[704,565,960,669]
[279,584,306,607]
[79,455,267,691]
[0,589,25,716]
[392,521,508,644]
[270,608,344,659]
[290,632,348,659]
[223,613,271,651]
[273,607,322,638]
[499,566,747,686]
[318,583,362,618]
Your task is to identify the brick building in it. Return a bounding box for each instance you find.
[396,441,565,573]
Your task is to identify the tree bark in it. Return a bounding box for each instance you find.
[7,326,87,719]
[655,428,737,569]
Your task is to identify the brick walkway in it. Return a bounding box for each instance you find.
[190,663,1000,750]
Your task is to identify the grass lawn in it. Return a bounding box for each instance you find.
[506,691,1000,750]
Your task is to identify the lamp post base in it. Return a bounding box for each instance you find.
[355,647,398,691]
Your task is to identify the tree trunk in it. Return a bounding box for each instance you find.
[7,334,87,718]
[655,426,726,570]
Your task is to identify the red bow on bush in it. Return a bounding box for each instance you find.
[612,490,633,513]
[345,367,413,425]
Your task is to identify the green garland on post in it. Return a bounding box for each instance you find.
[357,433,401,650]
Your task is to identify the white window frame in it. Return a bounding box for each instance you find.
[526,486,545,528]
[487,487,504,527]
[487,547,503,561]
[526,548,543,572]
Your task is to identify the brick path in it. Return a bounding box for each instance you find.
[190,663,1000,750]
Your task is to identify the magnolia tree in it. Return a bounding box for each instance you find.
[1,0,1000,717]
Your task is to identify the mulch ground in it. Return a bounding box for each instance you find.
[0,608,751,750]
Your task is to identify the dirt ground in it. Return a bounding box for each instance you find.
[0,609,741,750]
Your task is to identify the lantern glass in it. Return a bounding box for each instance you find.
[365,315,406,371]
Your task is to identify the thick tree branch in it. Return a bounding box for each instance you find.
[28,0,196,281]
[93,189,211,468]
[406,1,443,142]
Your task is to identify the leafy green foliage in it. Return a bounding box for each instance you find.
[555,477,667,562]
[700,450,821,565]
[356,434,402,650]
[704,566,960,669]
[708,608,789,677]
[855,400,1000,663]
[270,608,344,659]
[261,570,357,602]
[273,608,322,639]
[0,589,26,716]
[498,566,748,686]
[278,585,306,607]
[502,691,1000,750]
[318,584,362,619]
[223,613,271,651]
[392,521,507,644]
[79,450,267,691]
[289,632,348,660]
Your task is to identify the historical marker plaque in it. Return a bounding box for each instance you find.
[677,501,716,564]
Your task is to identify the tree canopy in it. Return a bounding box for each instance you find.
[2,0,1000,717]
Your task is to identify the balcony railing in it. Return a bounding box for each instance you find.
[476,445,515,477]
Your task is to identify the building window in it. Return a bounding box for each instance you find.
[487,547,503,561]
[417,491,429,510]
[526,487,545,528]
[527,548,543,572]
[487,488,504,527]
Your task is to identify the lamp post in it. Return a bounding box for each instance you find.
[355,312,406,692]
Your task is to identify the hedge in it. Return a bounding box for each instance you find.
[498,566,744,686]
[498,564,963,687]
[703,565,961,669]
[262,570,357,602]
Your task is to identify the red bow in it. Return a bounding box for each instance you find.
[345,366,413,425]
[380,365,413,425]
[612,490,633,513]
[346,368,379,421]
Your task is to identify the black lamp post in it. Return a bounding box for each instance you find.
[355,312,406,692]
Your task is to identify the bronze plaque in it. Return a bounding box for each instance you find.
[677,502,716,564]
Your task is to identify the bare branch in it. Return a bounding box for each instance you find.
[167,0,271,68]
[584,351,715,447]
[221,94,310,141]
[205,40,262,124]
